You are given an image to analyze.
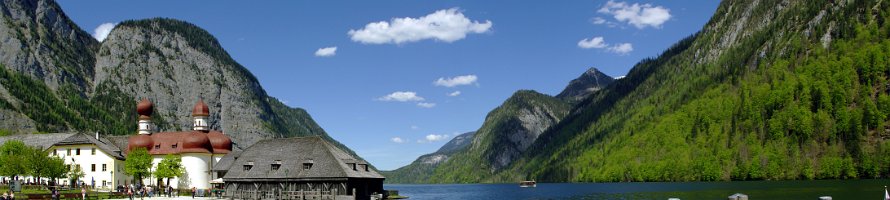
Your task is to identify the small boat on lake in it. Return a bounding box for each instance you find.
[519,180,537,188]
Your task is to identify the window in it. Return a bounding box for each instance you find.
[76,148,80,155]
[102,180,106,187]
[154,144,160,150]
[52,150,57,156]
[361,164,369,172]
[172,144,178,149]
[91,148,96,155]
[91,164,96,172]
[349,163,356,171]
[102,164,107,172]
[67,149,71,156]
[302,163,313,170]
[244,162,254,171]
[270,160,282,171]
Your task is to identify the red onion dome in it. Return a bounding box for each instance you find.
[181,131,212,153]
[192,99,209,117]
[136,98,153,119]
[207,131,232,153]
[127,134,153,152]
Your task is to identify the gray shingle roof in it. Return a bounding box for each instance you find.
[54,133,126,160]
[0,133,126,160]
[222,136,384,181]
[212,150,241,172]
[0,133,76,150]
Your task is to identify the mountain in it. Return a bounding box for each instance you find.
[94,18,327,145]
[0,0,335,149]
[556,67,615,102]
[391,0,890,183]
[385,89,574,183]
[381,131,474,183]
[507,0,890,182]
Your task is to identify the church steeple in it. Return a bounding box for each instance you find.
[136,98,154,135]
[192,99,210,131]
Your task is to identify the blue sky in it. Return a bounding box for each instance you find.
[58,0,720,170]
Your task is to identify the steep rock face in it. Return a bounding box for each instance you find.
[0,0,97,92]
[95,18,326,145]
[556,67,615,102]
[478,90,570,170]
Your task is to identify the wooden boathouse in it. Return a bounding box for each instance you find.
[217,136,385,200]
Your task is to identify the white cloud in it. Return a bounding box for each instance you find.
[348,8,492,44]
[314,46,337,57]
[578,36,607,49]
[411,125,420,130]
[609,43,634,54]
[578,36,633,54]
[591,17,607,25]
[419,134,449,143]
[434,75,478,87]
[598,0,671,29]
[391,137,405,143]
[378,91,425,102]
[92,22,117,42]
[417,102,436,108]
[447,91,461,97]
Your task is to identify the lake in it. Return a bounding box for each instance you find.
[385,179,889,199]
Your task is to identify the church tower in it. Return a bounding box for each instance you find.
[136,98,154,135]
[192,99,210,131]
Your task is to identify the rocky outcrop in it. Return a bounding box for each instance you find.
[556,67,615,102]
[94,18,326,145]
[478,90,570,170]
[0,0,97,92]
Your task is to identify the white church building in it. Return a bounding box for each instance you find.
[0,98,232,191]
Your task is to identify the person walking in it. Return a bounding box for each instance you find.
[127,187,133,200]
[81,187,86,200]
[191,187,196,199]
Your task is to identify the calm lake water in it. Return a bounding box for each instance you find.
[385,179,889,200]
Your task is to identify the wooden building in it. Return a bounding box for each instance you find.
[219,136,385,200]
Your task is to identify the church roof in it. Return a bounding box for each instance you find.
[222,136,384,181]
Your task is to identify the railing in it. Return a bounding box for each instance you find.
[231,190,338,200]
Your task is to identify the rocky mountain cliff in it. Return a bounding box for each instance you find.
[0,0,97,92]
[556,67,615,102]
[0,0,333,149]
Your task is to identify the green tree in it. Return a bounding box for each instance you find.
[24,146,49,185]
[125,148,153,185]
[0,140,28,180]
[45,156,69,185]
[67,164,85,187]
[155,154,184,188]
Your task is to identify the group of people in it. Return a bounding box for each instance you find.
[120,184,181,200]
[0,191,13,200]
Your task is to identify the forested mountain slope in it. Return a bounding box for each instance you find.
[507,0,890,182]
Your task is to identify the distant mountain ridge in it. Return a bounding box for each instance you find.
[384,67,611,183]
[0,0,337,149]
